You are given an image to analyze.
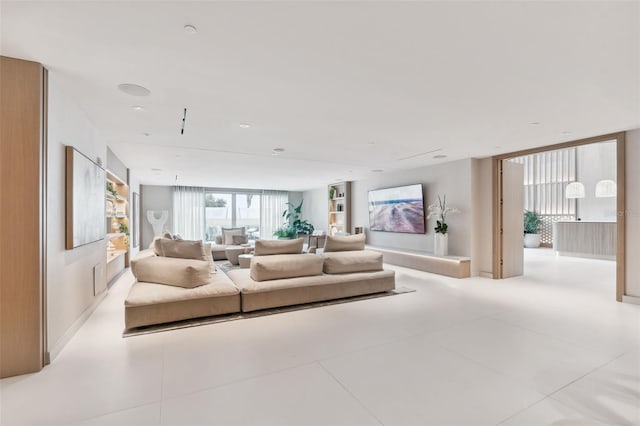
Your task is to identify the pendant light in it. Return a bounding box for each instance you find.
[565,182,585,198]
[595,179,617,198]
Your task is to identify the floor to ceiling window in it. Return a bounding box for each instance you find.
[204,191,261,241]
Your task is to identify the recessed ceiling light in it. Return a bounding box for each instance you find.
[273,148,285,153]
[142,132,151,136]
[118,83,151,97]
[433,154,448,159]
[132,105,145,111]
[367,141,376,145]
[184,24,197,34]
[151,168,162,172]
[371,169,384,173]
[562,131,572,135]
[239,123,251,129]
[530,121,541,125]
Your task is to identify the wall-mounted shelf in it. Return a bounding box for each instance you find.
[106,169,129,282]
[328,182,351,235]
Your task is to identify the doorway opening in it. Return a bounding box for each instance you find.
[492,132,625,301]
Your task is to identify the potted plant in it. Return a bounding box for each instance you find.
[523,210,542,248]
[427,195,459,256]
[273,200,315,239]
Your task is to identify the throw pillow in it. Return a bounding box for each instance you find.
[322,250,383,274]
[173,234,183,240]
[162,232,173,239]
[134,256,211,288]
[157,239,205,260]
[215,235,223,245]
[254,238,304,256]
[250,254,323,281]
[222,227,246,245]
[323,234,366,252]
[232,234,248,245]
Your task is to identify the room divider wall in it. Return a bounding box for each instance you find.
[0,56,47,377]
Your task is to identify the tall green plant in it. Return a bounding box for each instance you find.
[524,210,542,234]
[274,200,315,237]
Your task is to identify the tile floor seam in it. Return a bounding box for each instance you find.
[60,401,163,426]
[493,394,549,425]
[487,314,629,355]
[317,361,385,426]
[158,359,320,404]
[545,352,628,401]
[159,340,166,426]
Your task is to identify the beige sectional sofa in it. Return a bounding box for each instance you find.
[124,234,395,329]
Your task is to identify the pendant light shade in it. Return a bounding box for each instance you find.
[565,182,585,199]
[595,179,617,198]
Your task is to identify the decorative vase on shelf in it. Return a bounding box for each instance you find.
[434,233,448,257]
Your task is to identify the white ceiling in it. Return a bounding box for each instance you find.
[2,1,639,191]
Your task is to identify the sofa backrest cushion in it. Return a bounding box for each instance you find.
[323,234,366,252]
[322,250,383,274]
[222,227,246,245]
[232,234,249,245]
[254,238,304,256]
[133,256,212,288]
[155,238,207,260]
[250,254,323,281]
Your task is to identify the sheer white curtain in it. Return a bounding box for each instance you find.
[173,186,205,240]
[260,190,288,239]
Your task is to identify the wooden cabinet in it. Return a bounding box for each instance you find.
[106,170,129,283]
[328,181,351,235]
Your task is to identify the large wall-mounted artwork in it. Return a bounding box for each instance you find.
[66,146,106,249]
[368,183,425,234]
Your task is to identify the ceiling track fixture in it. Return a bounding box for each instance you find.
[180,108,187,135]
[397,148,442,161]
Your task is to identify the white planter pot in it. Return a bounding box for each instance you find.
[434,233,448,256]
[523,233,541,248]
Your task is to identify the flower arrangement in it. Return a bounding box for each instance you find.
[427,195,459,234]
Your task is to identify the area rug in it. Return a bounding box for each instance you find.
[123,286,415,337]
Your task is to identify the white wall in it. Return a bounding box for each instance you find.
[301,186,329,233]
[576,141,617,221]
[625,129,640,298]
[352,160,473,256]
[140,185,173,249]
[47,74,107,358]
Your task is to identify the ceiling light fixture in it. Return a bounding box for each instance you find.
[184,24,197,34]
[132,105,145,111]
[272,148,285,156]
[530,122,541,125]
[371,169,384,173]
[118,83,151,96]
[433,154,448,159]
[239,123,251,129]
[562,131,572,136]
[565,182,585,199]
[142,132,151,136]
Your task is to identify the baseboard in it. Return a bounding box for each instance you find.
[622,295,640,305]
[48,290,107,362]
[479,271,493,279]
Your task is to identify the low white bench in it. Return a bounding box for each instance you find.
[367,245,470,279]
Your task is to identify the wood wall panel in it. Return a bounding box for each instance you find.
[0,56,45,377]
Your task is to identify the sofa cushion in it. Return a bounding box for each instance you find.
[133,256,212,288]
[130,249,157,277]
[323,250,383,274]
[232,234,249,245]
[254,238,304,256]
[323,234,366,252]
[215,235,224,244]
[156,238,206,260]
[222,227,246,244]
[250,253,323,281]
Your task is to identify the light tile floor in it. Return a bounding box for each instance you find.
[1,249,638,426]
